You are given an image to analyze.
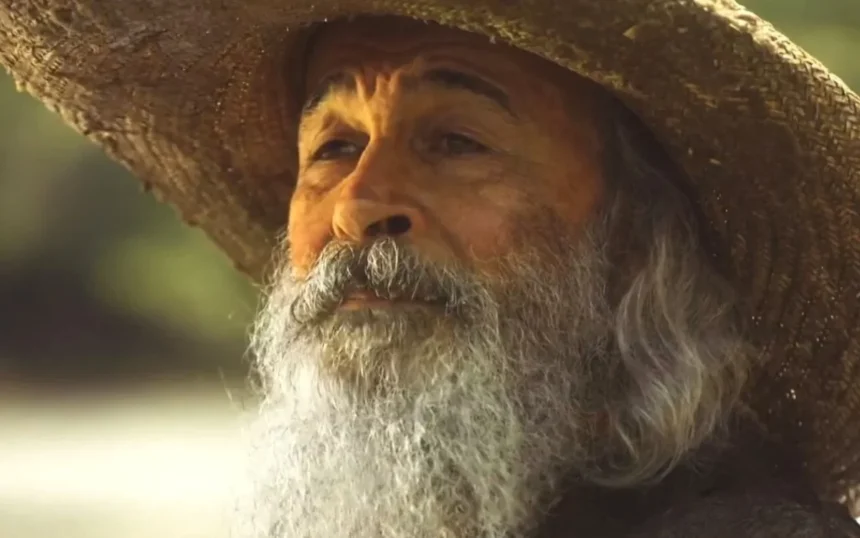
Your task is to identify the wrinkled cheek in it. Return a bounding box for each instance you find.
[432,181,536,272]
[443,205,521,272]
[287,195,336,278]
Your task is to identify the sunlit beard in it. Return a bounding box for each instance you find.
[236,229,612,538]
[277,237,500,393]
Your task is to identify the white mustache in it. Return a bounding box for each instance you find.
[286,238,476,327]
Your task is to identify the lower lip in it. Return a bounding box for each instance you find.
[339,294,438,311]
[339,297,396,310]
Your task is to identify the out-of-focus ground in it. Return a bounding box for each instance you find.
[0,385,248,538]
[0,1,858,536]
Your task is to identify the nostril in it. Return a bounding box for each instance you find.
[386,215,412,236]
[365,221,385,237]
[363,215,412,238]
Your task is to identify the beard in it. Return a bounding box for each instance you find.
[233,221,615,538]
[232,205,745,538]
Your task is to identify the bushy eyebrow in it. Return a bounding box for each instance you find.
[299,67,515,123]
[421,68,512,114]
[300,72,355,119]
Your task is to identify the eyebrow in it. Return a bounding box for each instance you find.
[300,67,514,121]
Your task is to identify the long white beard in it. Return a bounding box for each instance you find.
[233,229,612,538]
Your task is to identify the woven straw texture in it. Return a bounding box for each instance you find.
[2,0,860,513]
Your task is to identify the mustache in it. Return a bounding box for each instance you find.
[286,238,477,327]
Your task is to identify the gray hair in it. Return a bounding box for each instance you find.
[588,100,749,486]
[236,96,751,538]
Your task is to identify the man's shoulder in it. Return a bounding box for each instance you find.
[629,489,860,538]
[541,423,860,538]
[626,421,860,538]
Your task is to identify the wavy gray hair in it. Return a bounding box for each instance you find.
[590,101,748,486]
[235,101,749,538]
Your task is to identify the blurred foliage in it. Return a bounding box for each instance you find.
[749,0,860,89]
[0,0,857,387]
[0,76,257,386]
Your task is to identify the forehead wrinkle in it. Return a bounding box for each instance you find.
[301,58,532,153]
[367,68,417,135]
[306,69,435,139]
[302,61,417,126]
[309,91,373,136]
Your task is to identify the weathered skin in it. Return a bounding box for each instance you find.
[285,18,860,538]
[291,19,605,284]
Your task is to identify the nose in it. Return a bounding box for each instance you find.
[331,147,427,243]
[332,196,425,243]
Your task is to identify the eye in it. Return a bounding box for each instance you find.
[432,132,489,157]
[311,139,363,162]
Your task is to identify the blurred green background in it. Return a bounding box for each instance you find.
[0,1,858,537]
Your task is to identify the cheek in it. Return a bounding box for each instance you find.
[433,182,524,263]
[519,136,604,234]
[287,190,336,277]
[433,160,603,269]
[549,160,604,230]
[452,208,512,260]
[514,104,605,231]
[545,139,605,228]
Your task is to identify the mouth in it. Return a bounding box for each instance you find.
[339,290,397,310]
[338,287,446,311]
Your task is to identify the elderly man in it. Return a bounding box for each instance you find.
[3,1,860,537]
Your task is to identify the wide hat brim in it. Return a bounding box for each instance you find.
[3,0,860,512]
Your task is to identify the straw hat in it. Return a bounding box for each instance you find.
[2,0,859,513]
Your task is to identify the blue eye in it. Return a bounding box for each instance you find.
[312,139,362,161]
[434,133,489,156]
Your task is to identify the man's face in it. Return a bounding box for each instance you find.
[237,16,742,538]
[240,18,617,538]
[289,17,606,281]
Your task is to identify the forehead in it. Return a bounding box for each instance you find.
[303,17,597,103]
